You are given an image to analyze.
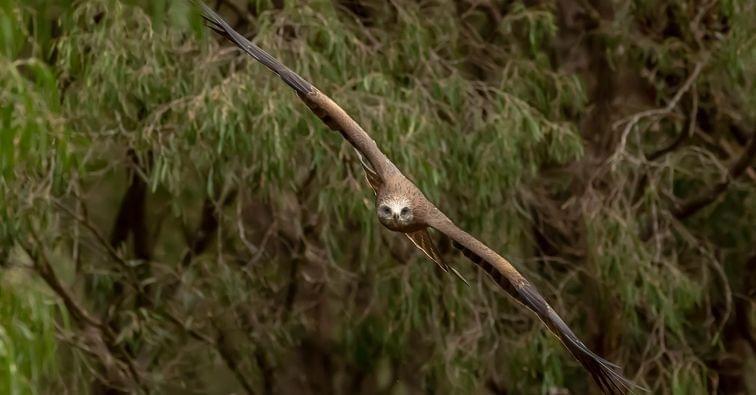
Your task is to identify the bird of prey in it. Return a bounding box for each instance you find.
[198,3,638,394]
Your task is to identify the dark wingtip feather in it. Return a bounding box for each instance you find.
[195,1,315,94]
[558,325,638,394]
[517,283,645,394]
[449,239,642,394]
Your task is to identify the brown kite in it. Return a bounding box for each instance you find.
[199,3,639,394]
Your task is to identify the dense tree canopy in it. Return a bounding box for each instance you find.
[1,0,754,394]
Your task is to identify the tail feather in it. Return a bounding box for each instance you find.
[197,1,315,94]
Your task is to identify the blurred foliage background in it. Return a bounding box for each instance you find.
[0,0,754,394]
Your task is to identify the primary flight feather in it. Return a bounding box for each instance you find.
[198,3,639,393]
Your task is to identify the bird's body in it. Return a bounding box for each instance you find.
[197,3,642,393]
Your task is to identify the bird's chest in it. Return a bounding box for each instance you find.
[380,220,425,233]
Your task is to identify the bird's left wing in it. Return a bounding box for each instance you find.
[427,214,639,394]
[198,2,396,184]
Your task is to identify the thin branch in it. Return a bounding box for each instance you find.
[53,199,134,276]
[21,230,144,391]
[22,233,102,329]
[160,306,215,344]
[632,86,700,204]
[57,192,258,393]
[249,220,277,266]
[647,85,698,161]
[236,193,261,257]
[181,191,238,267]
[255,348,274,395]
[54,198,222,341]
[610,61,705,164]
[110,149,152,260]
[212,322,256,395]
[673,130,756,219]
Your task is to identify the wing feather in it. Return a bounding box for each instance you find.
[198,2,313,94]
[405,229,470,286]
[429,216,640,395]
[354,149,382,193]
[406,229,446,271]
[198,2,396,179]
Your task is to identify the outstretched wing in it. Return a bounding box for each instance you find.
[355,149,382,193]
[429,215,640,395]
[198,2,395,184]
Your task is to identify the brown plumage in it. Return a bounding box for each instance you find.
[198,3,641,394]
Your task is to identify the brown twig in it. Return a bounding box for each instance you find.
[21,230,144,391]
[55,197,256,392]
[23,233,102,329]
[53,199,134,276]
[673,131,756,219]
[212,322,256,395]
[647,85,699,161]
[610,61,705,165]
[181,191,237,267]
[255,348,274,395]
[110,149,152,261]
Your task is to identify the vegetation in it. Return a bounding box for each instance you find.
[1,0,754,393]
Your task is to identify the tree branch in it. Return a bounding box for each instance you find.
[57,193,257,393]
[23,234,102,330]
[213,323,256,395]
[110,149,151,260]
[647,85,698,161]
[21,230,144,391]
[610,61,704,164]
[181,191,237,267]
[673,130,756,219]
[53,199,135,277]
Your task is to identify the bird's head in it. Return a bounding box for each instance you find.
[376,196,413,229]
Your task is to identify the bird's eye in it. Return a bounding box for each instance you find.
[380,206,391,215]
[400,207,410,216]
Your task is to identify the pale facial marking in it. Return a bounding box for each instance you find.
[377,196,413,227]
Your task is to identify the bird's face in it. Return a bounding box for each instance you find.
[376,196,414,230]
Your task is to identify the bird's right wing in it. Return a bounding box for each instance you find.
[198,2,395,184]
[428,215,639,395]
